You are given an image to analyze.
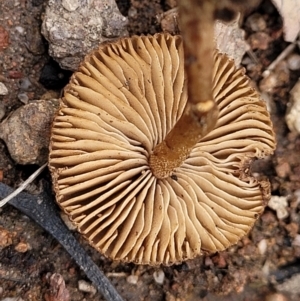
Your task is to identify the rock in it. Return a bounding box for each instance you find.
[45,273,70,301]
[42,0,128,70]
[248,32,270,50]
[257,238,268,255]
[78,280,97,295]
[0,99,59,165]
[127,275,139,285]
[246,13,267,32]
[0,26,9,51]
[268,196,289,220]
[286,79,300,134]
[14,241,30,253]
[0,82,8,95]
[0,226,14,249]
[25,20,45,55]
[153,269,165,285]
[287,53,300,71]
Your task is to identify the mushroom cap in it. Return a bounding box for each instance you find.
[49,33,276,265]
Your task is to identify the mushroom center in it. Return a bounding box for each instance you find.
[149,100,218,179]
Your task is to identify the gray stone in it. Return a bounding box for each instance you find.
[0,99,59,165]
[42,0,128,70]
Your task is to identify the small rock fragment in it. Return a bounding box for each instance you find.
[45,273,70,301]
[78,280,97,295]
[15,241,30,253]
[0,99,59,165]
[17,92,29,104]
[275,161,291,178]
[0,226,14,249]
[246,13,267,32]
[153,269,165,285]
[268,196,289,219]
[62,0,80,12]
[0,26,9,50]
[287,54,300,70]
[248,32,270,50]
[292,234,300,247]
[276,274,300,297]
[286,79,300,134]
[126,275,138,285]
[42,0,128,70]
[257,238,267,255]
[0,82,8,95]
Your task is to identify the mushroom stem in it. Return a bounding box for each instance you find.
[149,0,219,179]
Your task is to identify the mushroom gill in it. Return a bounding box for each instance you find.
[49,33,276,265]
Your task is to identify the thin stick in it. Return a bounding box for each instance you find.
[262,43,296,77]
[0,163,47,207]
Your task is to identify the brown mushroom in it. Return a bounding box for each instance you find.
[49,33,275,265]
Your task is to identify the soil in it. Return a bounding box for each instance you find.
[1,0,300,300]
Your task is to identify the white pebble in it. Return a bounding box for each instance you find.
[292,234,300,247]
[62,0,80,11]
[15,26,25,34]
[153,269,165,285]
[78,280,97,295]
[286,79,300,134]
[257,239,268,255]
[268,196,289,219]
[287,54,300,70]
[0,82,8,96]
[126,275,138,285]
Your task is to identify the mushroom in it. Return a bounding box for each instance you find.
[49,33,276,265]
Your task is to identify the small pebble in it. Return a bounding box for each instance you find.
[19,77,32,90]
[257,238,267,255]
[15,241,30,253]
[248,32,270,50]
[62,0,80,12]
[268,196,289,219]
[15,26,25,35]
[17,92,29,104]
[153,269,165,285]
[0,227,14,248]
[275,161,291,178]
[127,275,138,285]
[292,234,300,247]
[78,280,97,295]
[286,79,300,134]
[246,13,267,32]
[0,82,8,95]
[287,54,300,70]
[0,26,9,50]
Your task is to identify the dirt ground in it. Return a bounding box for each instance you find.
[1,0,300,300]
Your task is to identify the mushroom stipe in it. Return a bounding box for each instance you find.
[49,33,276,265]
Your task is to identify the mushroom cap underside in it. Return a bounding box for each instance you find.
[49,33,276,265]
